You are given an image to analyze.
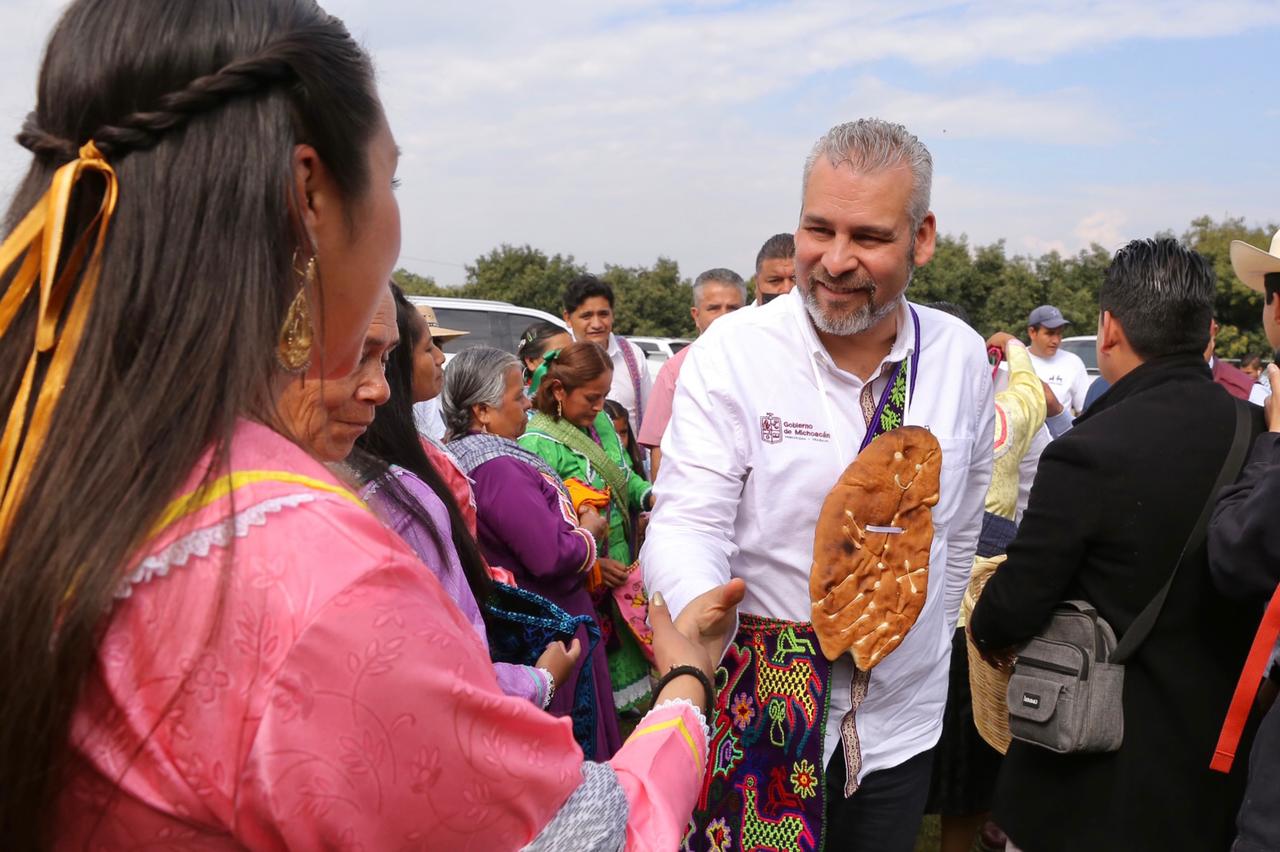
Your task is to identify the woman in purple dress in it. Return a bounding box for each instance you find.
[442,346,623,759]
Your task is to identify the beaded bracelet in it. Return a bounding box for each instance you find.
[650,664,714,716]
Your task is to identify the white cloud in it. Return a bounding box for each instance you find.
[840,77,1122,145]
[0,0,1276,282]
[1074,210,1129,248]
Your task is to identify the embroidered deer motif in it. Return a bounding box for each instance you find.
[764,764,802,816]
[771,625,816,664]
[750,632,821,748]
[739,775,815,851]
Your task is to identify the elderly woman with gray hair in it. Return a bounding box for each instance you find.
[443,346,623,758]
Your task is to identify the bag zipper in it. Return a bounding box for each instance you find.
[1016,656,1080,677]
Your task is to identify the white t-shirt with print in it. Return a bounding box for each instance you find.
[1029,348,1092,415]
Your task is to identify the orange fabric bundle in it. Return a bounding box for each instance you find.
[564,477,611,514]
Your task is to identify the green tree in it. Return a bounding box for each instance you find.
[391,268,450,297]
[603,257,695,338]
[463,244,586,317]
[1182,215,1277,359]
[909,234,985,322]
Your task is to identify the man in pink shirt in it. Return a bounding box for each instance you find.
[639,267,747,479]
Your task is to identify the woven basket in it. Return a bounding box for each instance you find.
[963,554,1013,755]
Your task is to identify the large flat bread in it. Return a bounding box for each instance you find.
[810,427,942,667]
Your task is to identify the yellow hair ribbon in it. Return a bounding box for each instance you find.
[0,141,118,550]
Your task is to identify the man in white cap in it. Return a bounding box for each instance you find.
[411,303,469,441]
[1205,229,1280,852]
[1026,304,1091,417]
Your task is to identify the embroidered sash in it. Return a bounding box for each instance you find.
[616,336,646,432]
[687,616,830,852]
[686,308,922,850]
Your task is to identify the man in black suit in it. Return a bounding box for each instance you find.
[970,238,1264,851]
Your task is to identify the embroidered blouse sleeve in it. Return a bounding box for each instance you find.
[236,561,706,851]
[234,561,585,850]
[997,341,1048,462]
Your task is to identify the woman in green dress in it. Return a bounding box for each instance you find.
[520,341,655,714]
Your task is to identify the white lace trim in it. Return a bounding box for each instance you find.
[117,493,319,598]
[649,698,710,742]
[612,675,654,710]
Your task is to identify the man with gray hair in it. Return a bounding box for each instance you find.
[643,119,993,851]
[638,267,746,480]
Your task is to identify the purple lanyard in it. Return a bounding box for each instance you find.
[857,306,922,454]
[616,336,645,430]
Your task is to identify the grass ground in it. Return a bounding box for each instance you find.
[915,815,941,851]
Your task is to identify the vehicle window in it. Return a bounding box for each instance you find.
[669,340,689,353]
[1060,338,1098,372]
[433,308,509,354]
[635,341,657,354]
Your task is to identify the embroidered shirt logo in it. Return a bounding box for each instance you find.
[760,412,783,444]
[758,413,832,445]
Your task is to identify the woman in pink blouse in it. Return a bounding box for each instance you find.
[0,1,742,848]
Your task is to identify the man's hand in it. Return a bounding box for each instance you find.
[649,579,747,684]
[673,578,748,665]
[1266,364,1280,433]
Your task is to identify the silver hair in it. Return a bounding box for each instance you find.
[441,346,521,439]
[691,267,747,307]
[802,119,933,228]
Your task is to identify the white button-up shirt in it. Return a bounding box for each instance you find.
[641,291,994,781]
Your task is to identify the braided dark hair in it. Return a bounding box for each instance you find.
[15,114,78,160]
[0,0,384,845]
[16,24,361,162]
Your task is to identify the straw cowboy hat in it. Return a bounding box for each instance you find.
[415,304,469,343]
[1230,229,1280,293]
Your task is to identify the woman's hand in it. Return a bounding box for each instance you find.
[1041,380,1064,418]
[577,505,607,541]
[535,638,582,689]
[985,331,1017,351]
[597,557,631,589]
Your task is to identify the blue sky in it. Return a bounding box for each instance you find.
[0,0,1277,284]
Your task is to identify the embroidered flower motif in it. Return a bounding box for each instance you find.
[791,758,818,799]
[705,817,732,852]
[730,692,756,731]
[179,652,230,703]
[271,671,316,723]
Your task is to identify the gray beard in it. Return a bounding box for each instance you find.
[802,272,910,336]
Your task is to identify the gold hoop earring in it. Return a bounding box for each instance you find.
[277,254,316,372]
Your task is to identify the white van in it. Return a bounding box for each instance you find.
[406,296,568,356]
[628,336,692,370]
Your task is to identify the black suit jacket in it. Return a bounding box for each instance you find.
[970,354,1264,852]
